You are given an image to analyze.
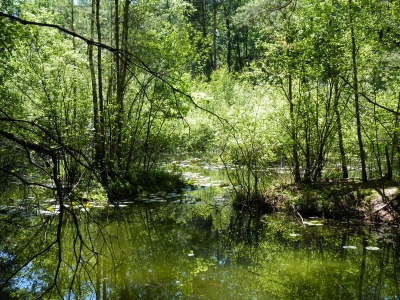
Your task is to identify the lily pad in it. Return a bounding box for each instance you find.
[343,246,357,249]
[382,233,396,237]
[37,209,59,215]
[303,221,323,226]
[310,220,322,224]
[365,246,380,251]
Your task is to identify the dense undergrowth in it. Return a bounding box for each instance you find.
[108,169,187,200]
[259,179,400,223]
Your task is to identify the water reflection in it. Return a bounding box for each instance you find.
[1,199,400,299]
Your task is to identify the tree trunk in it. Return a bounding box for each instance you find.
[385,145,392,180]
[212,0,217,70]
[201,0,207,38]
[349,0,367,182]
[334,79,349,179]
[224,3,232,71]
[289,74,301,182]
[113,0,129,171]
[70,0,76,49]
[113,0,121,166]
[235,35,243,71]
[391,93,400,177]
[96,0,106,183]
[373,104,383,178]
[89,0,102,180]
[330,0,348,179]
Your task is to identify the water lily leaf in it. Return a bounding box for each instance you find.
[38,209,59,215]
[343,246,357,249]
[365,246,380,251]
[310,220,322,224]
[303,221,323,226]
[382,233,396,237]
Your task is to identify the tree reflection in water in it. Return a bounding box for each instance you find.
[1,199,400,299]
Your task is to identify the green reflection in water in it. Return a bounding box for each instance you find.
[1,177,400,300]
[2,201,400,300]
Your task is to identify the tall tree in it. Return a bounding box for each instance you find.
[348,0,367,182]
[212,0,218,69]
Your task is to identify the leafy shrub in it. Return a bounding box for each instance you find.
[186,123,216,152]
[108,169,186,199]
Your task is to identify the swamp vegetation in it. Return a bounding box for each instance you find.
[1,0,400,298]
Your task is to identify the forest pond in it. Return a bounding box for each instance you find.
[1,163,400,299]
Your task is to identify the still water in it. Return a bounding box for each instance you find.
[1,199,400,299]
[0,162,399,299]
[90,206,400,300]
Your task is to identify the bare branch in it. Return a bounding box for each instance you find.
[0,11,230,127]
[0,129,55,156]
[0,240,58,293]
[341,76,400,116]
[269,0,294,12]
[0,167,56,189]
[0,12,115,52]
